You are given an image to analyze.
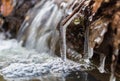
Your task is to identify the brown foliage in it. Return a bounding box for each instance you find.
[112,11,120,49]
[0,0,14,16]
[92,0,103,14]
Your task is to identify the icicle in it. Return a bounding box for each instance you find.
[60,1,78,61]
[75,0,92,63]
[61,0,91,62]
[60,23,67,62]
[83,27,94,63]
[83,0,95,61]
[110,74,116,81]
[60,13,78,61]
[83,26,90,59]
[110,49,119,81]
[88,47,94,58]
[98,54,106,73]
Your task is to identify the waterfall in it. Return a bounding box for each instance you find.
[0,0,119,81]
[17,0,92,62]
[17,0,65,54]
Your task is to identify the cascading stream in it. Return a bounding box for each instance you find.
[1,0,118,81]
[18,0,64,54]
[1,1,84,79]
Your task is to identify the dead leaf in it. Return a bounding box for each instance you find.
[0,0,14,16]
[92,0,103,14]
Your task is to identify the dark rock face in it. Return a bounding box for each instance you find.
[66,22,84,54]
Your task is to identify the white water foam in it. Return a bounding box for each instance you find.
[0,38,92,80]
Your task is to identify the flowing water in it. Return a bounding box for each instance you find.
[0,0,120,81]
[0,0,93,81]
[0,37,95,81]
[18,0,61,53]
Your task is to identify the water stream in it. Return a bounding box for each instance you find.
[0,0,94,81]
[0,0,120,81]
[0,37,95,81]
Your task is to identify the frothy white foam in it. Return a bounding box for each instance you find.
[0,38,93,80]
